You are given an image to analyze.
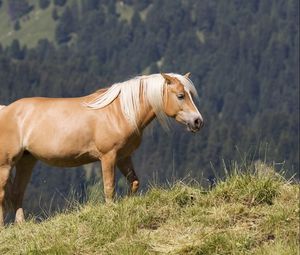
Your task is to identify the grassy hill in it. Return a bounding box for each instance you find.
[0,163,298,255]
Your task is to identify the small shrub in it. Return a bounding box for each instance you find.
[13,20,21,31]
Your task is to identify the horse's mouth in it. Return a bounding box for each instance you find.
[186,123,200,133]
[177,117,201,133]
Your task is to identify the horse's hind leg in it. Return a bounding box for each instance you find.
[0,165,13,226]
[12,153,36,224]
[117,156,139,195]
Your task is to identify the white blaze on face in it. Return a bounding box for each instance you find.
[185,89,203,122]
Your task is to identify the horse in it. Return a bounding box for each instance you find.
[0,72,204,225]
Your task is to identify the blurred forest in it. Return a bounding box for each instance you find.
[0,0,299,216]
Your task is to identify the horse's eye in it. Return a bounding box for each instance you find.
[177,94,185,100]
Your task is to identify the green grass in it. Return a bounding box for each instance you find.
[0,163,299,254]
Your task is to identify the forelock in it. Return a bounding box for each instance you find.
[168,73,199,99]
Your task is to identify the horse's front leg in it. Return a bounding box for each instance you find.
[117,156,139,195]
[101,151,117,203]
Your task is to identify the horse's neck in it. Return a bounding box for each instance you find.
[134,86,159,131]
[87,89,156,132]
[137,105,156,131]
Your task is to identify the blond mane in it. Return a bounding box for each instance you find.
[85,73,198,130]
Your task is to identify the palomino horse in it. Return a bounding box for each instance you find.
[0,73,203,225]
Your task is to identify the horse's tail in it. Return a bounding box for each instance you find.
[0,105,13,211]
[4,177,14,212]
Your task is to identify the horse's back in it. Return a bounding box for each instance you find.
[2,97,88,122]
[0,97,84,144]
[0,95,135,166]
[0,97,103,164]
[3,96,91,135]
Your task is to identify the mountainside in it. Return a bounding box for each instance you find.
[0,0,299,214]
[0,164,299,254]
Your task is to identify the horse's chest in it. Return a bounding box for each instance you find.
[117,135,142,159]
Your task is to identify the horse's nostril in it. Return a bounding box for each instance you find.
[193,117,203,129]
[194,118,200,128]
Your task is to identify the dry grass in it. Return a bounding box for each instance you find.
[0,163,299,254]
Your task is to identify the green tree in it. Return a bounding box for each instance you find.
[13,20,20,31]
[7,0,34,20]
[9,39,24,59]
[54,0,66,7]
[52,7,59,20]
[39,0,50,9]
[55,6,75,44]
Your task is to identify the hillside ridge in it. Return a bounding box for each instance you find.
[0,164,298,255]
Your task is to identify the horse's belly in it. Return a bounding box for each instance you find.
[25,123,101,167]
[26,138,101,167]
[31,151,99,167]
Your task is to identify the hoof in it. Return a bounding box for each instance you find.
[131,180,139,193]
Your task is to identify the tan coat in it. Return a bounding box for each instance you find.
[0,73,203,225]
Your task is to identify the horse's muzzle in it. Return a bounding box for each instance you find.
[187,116,204,132]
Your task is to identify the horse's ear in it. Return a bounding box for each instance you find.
[161,73,173,84]
[184,72,191,79]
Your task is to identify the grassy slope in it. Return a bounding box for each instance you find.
[0,163,299,255]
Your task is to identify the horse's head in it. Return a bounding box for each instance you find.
[162,73,204,132]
